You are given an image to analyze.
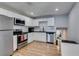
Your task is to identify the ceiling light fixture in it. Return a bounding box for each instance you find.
[55,8,59,11]
[30,12,34,15]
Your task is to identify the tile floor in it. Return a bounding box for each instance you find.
[13,41,60,56]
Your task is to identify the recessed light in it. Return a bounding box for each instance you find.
[55,8,59,11]
[30,12,34,15]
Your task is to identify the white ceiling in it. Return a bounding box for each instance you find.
[0,2,75,17]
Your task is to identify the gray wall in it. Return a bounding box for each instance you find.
[68,3,79,43]
[55,15,68,28]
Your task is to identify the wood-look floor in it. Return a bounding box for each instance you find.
[13,41,60,56]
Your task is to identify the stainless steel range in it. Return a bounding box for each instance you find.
[13,29,28,49]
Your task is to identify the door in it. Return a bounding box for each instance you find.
[0,30,13,56]
[0,15,13,30]
[56,28,68,40]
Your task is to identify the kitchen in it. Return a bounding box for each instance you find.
[13,16,56,51]
[0,8,56,56]
[0,2,74,56]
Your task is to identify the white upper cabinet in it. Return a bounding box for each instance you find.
[25,17,55,27]
[39,21,48,26]
[25,17,32,26]
[35,17,55,26]
[32,20,39,26]
[47,18,55,26]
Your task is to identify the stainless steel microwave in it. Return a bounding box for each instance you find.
[14,18,25,26]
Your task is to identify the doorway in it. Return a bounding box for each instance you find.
[56,28,68,40]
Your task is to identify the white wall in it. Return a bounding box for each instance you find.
[55,15,68,28]
[68,3,79,43]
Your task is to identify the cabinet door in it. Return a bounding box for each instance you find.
[32,20,38,26]
[41,33,46,42]
[0,15,13,30]
[39,21,48,26]
[28,33,34,43]
[25,17,32,26]
[0,31,13,56]
[13,35,17,51]
[48,18,54,26]
[33,33,46,42]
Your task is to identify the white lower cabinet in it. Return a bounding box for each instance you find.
[28,33,34,43]
[13,35,17,51]
[28,32,46,43]
[34,33,46,42]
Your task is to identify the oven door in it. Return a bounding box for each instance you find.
[17,35,24,43]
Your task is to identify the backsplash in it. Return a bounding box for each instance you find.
[13,25,28,32]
